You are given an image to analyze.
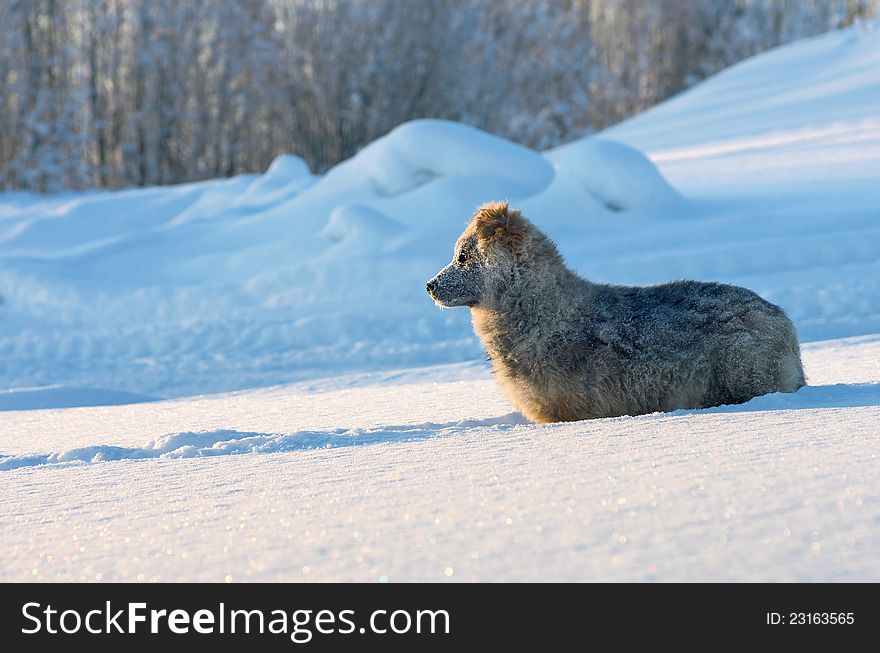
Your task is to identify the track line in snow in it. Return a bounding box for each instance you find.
[0,412,527,471]
[3,381,878,472]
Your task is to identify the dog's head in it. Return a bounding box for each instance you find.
[426,202,532,308]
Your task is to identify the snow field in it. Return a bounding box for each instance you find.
[1,336,877,581]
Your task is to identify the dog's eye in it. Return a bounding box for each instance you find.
[457,251,468,265]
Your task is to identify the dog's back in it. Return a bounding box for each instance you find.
[582,280,805,415]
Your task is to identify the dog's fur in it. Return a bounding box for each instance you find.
[426,202,806,423]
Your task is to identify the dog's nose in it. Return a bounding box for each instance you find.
[426,280,437,294]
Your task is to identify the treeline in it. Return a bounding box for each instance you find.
[0,0,876,192]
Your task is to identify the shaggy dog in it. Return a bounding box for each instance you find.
[426,202,805,423]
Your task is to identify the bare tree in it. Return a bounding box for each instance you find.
[0,0,876,191]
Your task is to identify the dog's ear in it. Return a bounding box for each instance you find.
[474,202,528,256]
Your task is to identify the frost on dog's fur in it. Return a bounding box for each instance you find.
[427,202,806,423]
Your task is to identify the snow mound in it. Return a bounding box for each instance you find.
[546,137,681,211]
[166,156,315,228]
[320,203,406,253]
[0,185,210,255]
[342,119,555,197]
[241,154,311,196]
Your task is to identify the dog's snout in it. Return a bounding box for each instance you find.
[425,279,437,294]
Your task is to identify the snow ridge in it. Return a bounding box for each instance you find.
[0,412,527,471]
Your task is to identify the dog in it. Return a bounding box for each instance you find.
[426,202,805,422]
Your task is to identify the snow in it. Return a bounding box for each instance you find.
[320,204,406,254]
[602,26,880,195]
[347,119,555,197]
[546,137,681,211]
[0,386,157,412]
[1,24,880,581]
[1,337,877,582]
